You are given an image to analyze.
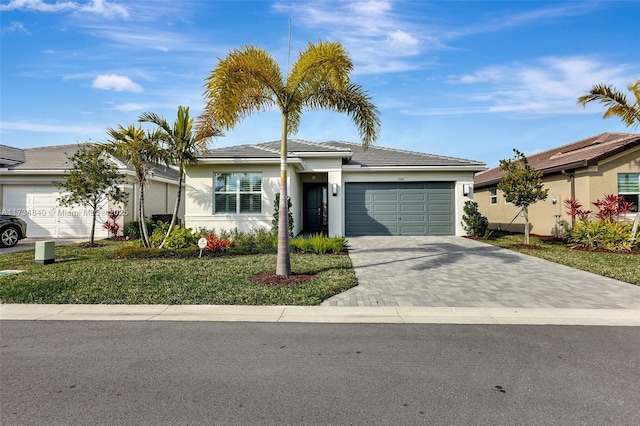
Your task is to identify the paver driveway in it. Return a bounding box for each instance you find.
[322,236,640,308]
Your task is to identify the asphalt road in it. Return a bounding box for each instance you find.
[1,322,639,425]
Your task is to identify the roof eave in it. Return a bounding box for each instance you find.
[343,165,487,172]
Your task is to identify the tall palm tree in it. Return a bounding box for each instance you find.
[578,80,640,240]
[103,124,165,247]
[578,80,640,129]
[139,106,223,248]
[198,41,380,276]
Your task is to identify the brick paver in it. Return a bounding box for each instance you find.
[321,236,640,308]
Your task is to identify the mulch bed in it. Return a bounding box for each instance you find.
[251,271,316,286]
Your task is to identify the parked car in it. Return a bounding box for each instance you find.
[0,215,28,248]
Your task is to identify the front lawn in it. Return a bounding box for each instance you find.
[480,232,640,286]
[0,241,357,305]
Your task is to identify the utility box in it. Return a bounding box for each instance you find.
[35,241,55,265]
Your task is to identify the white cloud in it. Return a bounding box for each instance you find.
[274,0,425,74]
[92,74,143,93]
[0,0,129,19]
[1,21,31,34]
[420,56,639,116]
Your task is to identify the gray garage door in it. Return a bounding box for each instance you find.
[345,182,455,236]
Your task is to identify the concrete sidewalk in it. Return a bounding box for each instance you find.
[2,304,640,326]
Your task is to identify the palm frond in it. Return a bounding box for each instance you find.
[578,81,640,128]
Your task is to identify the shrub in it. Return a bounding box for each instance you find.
[568,220,635,252]
[123,220,154,239]
[149,223,197,249]
[291,233,348,254]
[205,233,231,252]
[461,200,489,237]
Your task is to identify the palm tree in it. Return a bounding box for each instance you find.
[103,124,165,247]
[578,80,640,240]
[578,80,640,129]
[139,106,223,248]
[199,41,380,276]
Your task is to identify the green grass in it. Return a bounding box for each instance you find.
[0,241,357,305]
[480,232,640,286]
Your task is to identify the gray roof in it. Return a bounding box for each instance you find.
[0,144,26,167]
[323,141,485,168]
[3,143,179,181]
[201,139,486,169]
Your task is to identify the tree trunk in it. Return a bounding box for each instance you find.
[159,165,183,249]
[523,207,530,245]
[631,211,640,242]
[90,200,97,246]
[276,113,291,276]
[139,174,150,247]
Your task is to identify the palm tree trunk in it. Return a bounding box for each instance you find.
[139,175,150,247]
[159,165,183,249]
[276,113,291,276]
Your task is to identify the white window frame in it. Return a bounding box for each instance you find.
[618,172,640,213]
[214,173,262,214]
[489,189,498,205]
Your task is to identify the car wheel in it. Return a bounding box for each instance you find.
[0,226,20,248]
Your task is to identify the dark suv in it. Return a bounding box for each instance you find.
[0,215,28,248]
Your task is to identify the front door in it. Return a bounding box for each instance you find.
[303,183,327,233]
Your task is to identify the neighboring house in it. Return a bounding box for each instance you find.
[0,143,181,239]
[474,132,640,237]
[185,140,486,237]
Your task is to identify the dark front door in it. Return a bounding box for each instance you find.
[303,183,327,233]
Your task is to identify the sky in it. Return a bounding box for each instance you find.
[1,0,639,168]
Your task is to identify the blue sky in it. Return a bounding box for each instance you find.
[1,0,639,167]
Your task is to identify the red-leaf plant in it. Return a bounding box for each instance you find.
[592,194,633,221]
[102,209,122,238]
[563,198,591,221]
[205,233,231,252]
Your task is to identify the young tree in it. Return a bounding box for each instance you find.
[57,144,128,246]
[102,125,165,247]
[497,149,549,245]
[139,106,223,248]
[198,41,380,276]
[578,80,640,239]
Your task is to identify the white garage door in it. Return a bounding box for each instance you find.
[2,186,108,238]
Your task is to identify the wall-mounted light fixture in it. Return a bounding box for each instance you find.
[552,198,557,205]
[463,184,472,196]
[332,183,338,196]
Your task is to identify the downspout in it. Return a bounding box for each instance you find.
[561,170,575,227]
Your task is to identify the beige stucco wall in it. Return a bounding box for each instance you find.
[475,145,640,236]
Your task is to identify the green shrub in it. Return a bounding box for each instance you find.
[291,236,312,253]
[461,200,489,237]
[149,223,197,249]
[568,219,636,252]
[291,234,348,254]
[123,220,155,239]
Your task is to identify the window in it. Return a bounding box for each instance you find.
[618,173,639,212]
[214,173,262,214]
[490,189,498,205]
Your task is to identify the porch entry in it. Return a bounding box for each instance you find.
[302,183,328,234]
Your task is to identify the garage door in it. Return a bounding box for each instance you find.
[345,182,454,236]
[2,186,108,238]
